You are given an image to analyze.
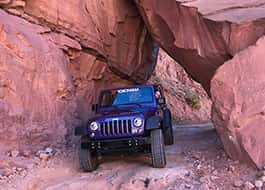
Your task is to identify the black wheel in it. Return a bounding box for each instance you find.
[151,129,166,168]
[163,108,174,145]
[79,136,98,172]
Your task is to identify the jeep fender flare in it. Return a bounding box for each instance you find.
[75,126,88,136]
[145,116,161,130]
[162,108,172,129]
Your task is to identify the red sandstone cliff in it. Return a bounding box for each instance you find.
[1,0,265,169]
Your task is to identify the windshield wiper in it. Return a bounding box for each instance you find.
[118,103,142,108]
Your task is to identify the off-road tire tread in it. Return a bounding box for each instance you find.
[163,108,174,145]
[79,137,98,172]
[151,129,166,168]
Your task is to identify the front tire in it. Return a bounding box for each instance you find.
[151,129,166,168]
[79,137,98,172]
[163,108,174,145]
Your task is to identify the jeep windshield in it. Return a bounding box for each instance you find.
[99,86,154,108]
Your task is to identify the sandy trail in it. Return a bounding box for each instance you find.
[0,124,255,190]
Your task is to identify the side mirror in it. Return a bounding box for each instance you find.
[158,97,166,105]
[91,104,98,112]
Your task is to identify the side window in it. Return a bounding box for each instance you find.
[101,92,115,107]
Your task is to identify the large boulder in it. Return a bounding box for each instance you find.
[180,0,265,22]
[211,36,265,168]
[0,10,76,150]
[134,0,265,92]
[24,0,155,83]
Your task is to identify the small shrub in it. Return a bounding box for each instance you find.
[184,90,201,110]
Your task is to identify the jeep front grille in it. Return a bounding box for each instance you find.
[99,119,132,136]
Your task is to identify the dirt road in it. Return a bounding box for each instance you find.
[0,124,256,190]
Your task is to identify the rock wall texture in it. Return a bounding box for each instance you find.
[0,9,76,150]
[23,0,155,83]
[135,0,265,168]
[211,36,265,169]
[134,0,265,92]
[0,0,155,150]
[180,0,265,23]
[149,49,211,124]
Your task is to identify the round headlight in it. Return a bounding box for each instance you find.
[90,122,99,131]
[133,117,143,127]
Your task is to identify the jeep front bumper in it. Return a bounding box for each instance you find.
[81,137,150,153]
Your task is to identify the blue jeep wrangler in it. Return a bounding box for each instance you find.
[75,85,173,171]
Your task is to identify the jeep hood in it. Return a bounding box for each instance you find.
[90,106,157,122]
